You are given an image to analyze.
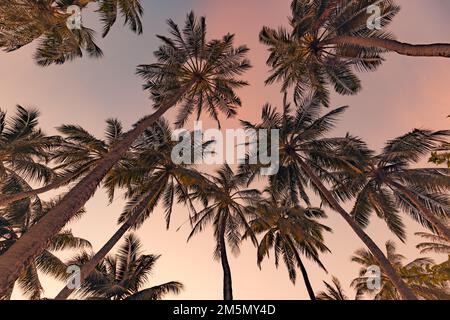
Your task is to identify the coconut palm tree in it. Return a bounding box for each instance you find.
[351,241,450,300]
[260,0,450,105]
[0,0,143,65]
[69,234,183,300]
[239,94,417,299]
[317,276,349,300]
[0,191,90,300]
[0,12,250,296]
[54,119,207,300]
[188,164,260,300]
[245,188,331,300]
[0,105,55,184]
[333,130,450,242]
[0,106,62,206]
[0,118,127,207]
[415,232,450,255]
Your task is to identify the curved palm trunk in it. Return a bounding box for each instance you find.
[218,216,233,300]
[0,88,190,297]
[388,181,450,242]
[293,250,316,300]
[0,174,75,207]
[54,195,149,300]
[296,158,418,300]
[322,36,450,58]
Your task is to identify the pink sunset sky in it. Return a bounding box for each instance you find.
[0,0,449,299]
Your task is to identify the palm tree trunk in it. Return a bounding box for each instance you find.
[54,195,150,300]
[388,181,450,242]
[296,158,418,300]
[322,36,450,58]
[293,250,316,300]
[218,216,233,300]
[0,174,75,207]
[0,87,190,297]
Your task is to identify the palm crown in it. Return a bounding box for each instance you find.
[240,93,352,206]
[71,233,183,300]
[137,12,251,128]
[247,188,331,281]
[351,240,450,300]
[0,106,57,195]
[188,164,260,300]
[0,0,143,65]
[53,118,131,187]
[260,0,450,107]
[333,130,450,241]
[246,187,331,299]
[260,0,401,105]
[107,118,208,229]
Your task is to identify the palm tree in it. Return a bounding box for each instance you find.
[317,276,349,300]
[0,105,56,187]
[54,119,207,300]
[0,118,127,207]
[239,94,417,299]
[333,130,450,242]
[0,193,90,300]
[245,188,331,300]
[0,0,143,65]
[415,232,450,255]
[187,164,259,300]
[260,0,450,105]
[69,234,183,300]
[351,241,450,300]
[0,11,250,297]
[0,106,64,207]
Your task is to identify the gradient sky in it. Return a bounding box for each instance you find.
[1,0,449,300]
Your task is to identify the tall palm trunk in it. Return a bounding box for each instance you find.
[219,216,233,300]
[293,250,316,300]
[296,158,418,300]
[322,36,450,58]
[0,174,75,207]
[387,181,450,242]
[54,193,152,300]
[0,88,190,297]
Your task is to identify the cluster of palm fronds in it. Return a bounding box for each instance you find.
[0,0,143,65]
[1,0,450,300]
[318,237,450,300]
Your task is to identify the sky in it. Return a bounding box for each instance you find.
[1,0,449,300]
